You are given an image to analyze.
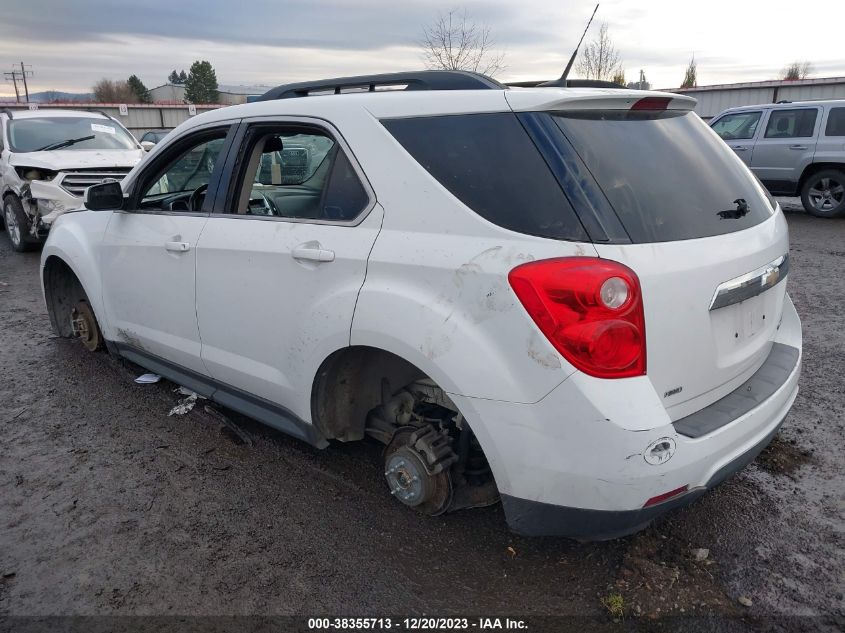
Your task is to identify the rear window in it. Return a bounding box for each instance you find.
[382,113,588,241]
[550,110,775,243]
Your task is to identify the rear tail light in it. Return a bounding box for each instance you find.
[508,258,646,379]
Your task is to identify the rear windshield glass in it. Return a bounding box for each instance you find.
[382,113,588,241]
[8,117,138,153]
[550,111,775,243]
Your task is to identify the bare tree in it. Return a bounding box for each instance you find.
[680,55,697,88]
[92,79,138,103]
[781,61,813,81]
[576,22,622,81]
[420,9,506,77]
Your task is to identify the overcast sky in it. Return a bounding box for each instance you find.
[1,0,843,97]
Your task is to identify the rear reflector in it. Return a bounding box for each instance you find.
[644,485,689,507]
[631,96,671,111]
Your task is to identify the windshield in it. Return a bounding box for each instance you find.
[550,110,775,243]
[8,117,138,153]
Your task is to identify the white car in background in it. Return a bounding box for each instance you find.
[39,71,802,539]
[1,109,144,252]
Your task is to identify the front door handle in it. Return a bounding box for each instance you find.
[292,243,335,263]
[165,241,191,252]
[789,144,808,150]
[733,145,748,151]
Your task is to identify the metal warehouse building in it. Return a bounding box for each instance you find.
[670,76,845,119]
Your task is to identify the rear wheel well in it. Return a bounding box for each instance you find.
[43,256,90,337]
[799,162,845,190]
[311,346,426,442]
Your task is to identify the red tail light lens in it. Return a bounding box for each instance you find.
[508,258,646,379]
[631,96,671,111]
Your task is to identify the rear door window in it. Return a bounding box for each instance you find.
[711,111,762,140]
[549,110,775,243]
[382,113,588,241]
[825,107,845,136]
[764,109,818,138]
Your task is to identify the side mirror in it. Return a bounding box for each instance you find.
[84,180,124,211]
[140,141,155,152]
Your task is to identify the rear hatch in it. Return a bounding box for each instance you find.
[521,100,788,419]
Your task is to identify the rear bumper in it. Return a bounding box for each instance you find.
[501,416,783,540]
[450,294,802,540]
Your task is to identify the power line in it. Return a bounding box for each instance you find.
[3,63,34,103]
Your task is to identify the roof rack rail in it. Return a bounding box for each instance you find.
[508,79,626,89]
[258,70,505,101]
[2,108,14,120]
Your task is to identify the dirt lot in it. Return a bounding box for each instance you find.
[0,202,842,632]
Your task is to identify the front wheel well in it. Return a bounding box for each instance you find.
[43,255,90,337]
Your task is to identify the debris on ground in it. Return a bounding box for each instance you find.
[692,548,710,562]
[609,527,740,619]
[738,595,753,607]
[134,373,161,384]
[168,387,205,416]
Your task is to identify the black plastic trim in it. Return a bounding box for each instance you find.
[113,342,328,448]
[501,417,784,540]
[673,343,799,438]
[259,71,504,101]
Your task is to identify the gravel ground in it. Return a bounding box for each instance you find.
[0,201,842,632]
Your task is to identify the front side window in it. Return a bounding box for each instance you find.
[825,107,845,136]
[139,131,229,211]
[711,111,762,140]
[233,127,369,221]
[764,109,818,138]
[8,117,138,152]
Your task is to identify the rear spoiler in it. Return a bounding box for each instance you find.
[505,90,697,112]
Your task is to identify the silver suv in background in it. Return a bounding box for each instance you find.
[710,100,845,217]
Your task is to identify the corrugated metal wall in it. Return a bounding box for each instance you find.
[675,80,845,119]
[2,103,224,139]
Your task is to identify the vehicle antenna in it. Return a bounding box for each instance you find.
[559,3,599,82]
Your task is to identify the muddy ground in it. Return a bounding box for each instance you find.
[0,201,842,632]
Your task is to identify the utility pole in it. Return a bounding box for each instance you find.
[3,69,20,103]
[20,62,32,102]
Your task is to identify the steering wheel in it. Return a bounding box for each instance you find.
[189,183,209,211]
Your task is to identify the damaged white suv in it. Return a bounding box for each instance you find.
[40,72,802,539]
[1,108,144,252]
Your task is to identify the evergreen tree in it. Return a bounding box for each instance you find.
[184,60,219,104]
[127,75,151,103]
[681,56,697,88]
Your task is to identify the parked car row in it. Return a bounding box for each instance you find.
[30,71,802,540]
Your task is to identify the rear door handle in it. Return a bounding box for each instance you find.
[165,241,191,252]
[732,145,748,151]
[789,144,808,150]
[292,244,335,263]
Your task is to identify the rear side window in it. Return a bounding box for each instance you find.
[764,109,818,138]
[382,113,588,241]
[550,111,774,243]
[825,107,845,136]
[711,111,761,140]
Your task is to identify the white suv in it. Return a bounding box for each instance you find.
[40,72,802,540]
[1,108,144,251]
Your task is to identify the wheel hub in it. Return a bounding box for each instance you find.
[385,450,427,506]
[4,205,20,246]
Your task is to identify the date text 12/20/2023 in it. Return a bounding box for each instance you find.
[307,617,528,630]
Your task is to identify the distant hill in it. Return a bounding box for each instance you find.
[29,91,95,103]
[0,91,95,103]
